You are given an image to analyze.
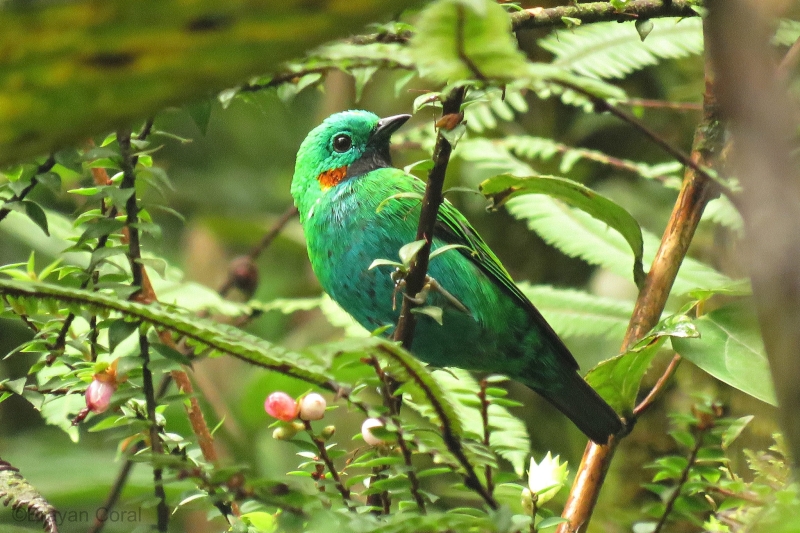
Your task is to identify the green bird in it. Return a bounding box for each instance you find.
[291,110,623,443]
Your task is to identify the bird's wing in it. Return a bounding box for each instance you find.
[395,176,580,370]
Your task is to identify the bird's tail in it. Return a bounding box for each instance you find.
[533,371,624,444]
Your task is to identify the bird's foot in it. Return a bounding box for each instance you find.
[391,270,469,314]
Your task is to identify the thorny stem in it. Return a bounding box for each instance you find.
[478,379,494,496]
[139,333,168,532]
[0,154,56,223]
[510,0,699,32]
[304,420,353,510]
[556,27,723,533]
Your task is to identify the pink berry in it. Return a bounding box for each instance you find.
[264,392,298,421]
[298,393,327,421]
[85,377,116,413]
[361,418,386,446]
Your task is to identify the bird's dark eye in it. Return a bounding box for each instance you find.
[332,134,352,153]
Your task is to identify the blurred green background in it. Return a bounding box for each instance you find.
[0,1,786,531]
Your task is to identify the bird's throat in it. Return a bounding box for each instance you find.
[317,166,347,190]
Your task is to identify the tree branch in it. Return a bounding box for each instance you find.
[556,25,724,532]
[392,86,466,348]
[510,0,699,32]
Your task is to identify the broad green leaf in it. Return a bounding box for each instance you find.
[0,0,415,165]
[481,174,645,286]
[672,304,777,405]
[108,319,139,353]
[517,283,635,341]
[410,0,530,83]
[585,315,699,414]
[505,194,733,295]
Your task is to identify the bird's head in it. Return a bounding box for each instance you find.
[291,110,410,215]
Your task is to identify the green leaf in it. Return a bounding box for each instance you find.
[517,283,635,341]
[108,319,139,353]
[672,304,777,405]
[150,343,192,366]
[481,174,645,286]
[585,315,698,414]
[538,517,569,530]
[186,100,213,135]
[410,0,530,83]
[399,239,427,267]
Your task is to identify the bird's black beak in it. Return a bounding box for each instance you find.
[370,114,411,143]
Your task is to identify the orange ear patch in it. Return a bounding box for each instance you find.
[317,166,347,190]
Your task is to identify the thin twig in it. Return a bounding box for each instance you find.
[0,154,55,223]
[633,354,682,417]
[618,99,703,112]
[119,128,169,531]
[553,80,732,198]
[652,424,707,533]
[217,205,298,298]
[86,441,144,533]
[303,420,353,510]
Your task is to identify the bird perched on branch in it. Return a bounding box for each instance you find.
[291,110,623,443]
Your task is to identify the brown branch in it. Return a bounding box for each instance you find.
[510,0,699,32]
[392,86,466,348]
[0,154,55,224]
[556,24,724,533]
[633,354,682,417]
[217,205,298,298]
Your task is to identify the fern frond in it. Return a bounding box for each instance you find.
[463,85,529,133]
[702,196,743,232]
[517,283,634,341]
[505,194,733,294]
[539,18,703,80]
[0,458,58,533]
[773,19,800,46]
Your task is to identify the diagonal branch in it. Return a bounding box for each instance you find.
[555,23,724,533]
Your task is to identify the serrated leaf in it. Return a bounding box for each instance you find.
[481,174,645,286]
[672,304,776,405]
[584,316,697,414]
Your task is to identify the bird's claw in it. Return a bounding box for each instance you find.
[390,269,469,314]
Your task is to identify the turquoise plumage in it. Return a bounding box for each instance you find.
[291,110,622,443]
